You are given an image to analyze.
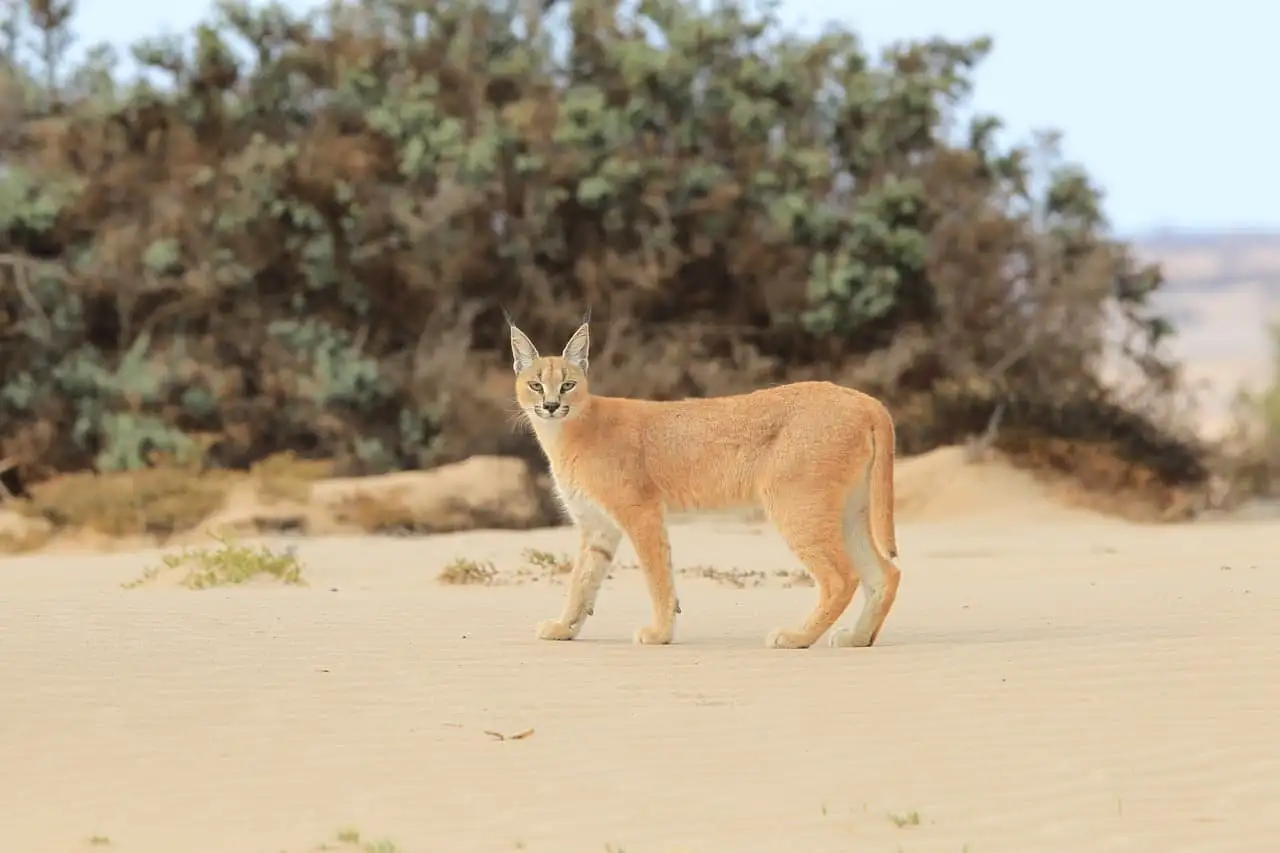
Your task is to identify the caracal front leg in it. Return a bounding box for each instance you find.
[536,518,621,641]
[617,504,680,645]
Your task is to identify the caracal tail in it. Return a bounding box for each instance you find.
[506,311,902,649]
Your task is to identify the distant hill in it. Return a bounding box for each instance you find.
[1129,230,1279,437]
[1134,230,1280,295]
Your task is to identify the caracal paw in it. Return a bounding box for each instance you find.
[536,619,577,641]
[633,625,673,645]
[829,627,872,648]
[765,628,811,649]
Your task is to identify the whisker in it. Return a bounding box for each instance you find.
[503,401,533,435]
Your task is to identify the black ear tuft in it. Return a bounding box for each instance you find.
[500,306,516,329]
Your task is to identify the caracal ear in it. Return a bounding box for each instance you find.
[506,314,540,374]
[561,310,591,373]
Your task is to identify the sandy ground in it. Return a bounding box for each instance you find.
[2,497,1279,853]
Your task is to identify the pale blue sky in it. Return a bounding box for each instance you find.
[70,0,1276,235]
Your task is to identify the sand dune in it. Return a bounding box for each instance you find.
[892,446,1112,524]
[3,479,1279,853]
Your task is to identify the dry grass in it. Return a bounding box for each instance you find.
[680,564,767,588]
[995,433,1202,522]
[332,492,424,535]
[778,568,815,587]
[676,564,813,588]
[522,547,572,576]
[431,556,813,589]
[0,523,54,554]
[8,454,336,543]
[436,557,498,585]
[250,452,334,504]
[1218,320,1280,501]
[123,533,306,590]
[17,466,233,538]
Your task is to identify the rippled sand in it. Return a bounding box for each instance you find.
[2,510,1277,853]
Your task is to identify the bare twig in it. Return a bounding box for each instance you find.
[965,400,1007,463]
[483,727,534,741]
[0,251,55,341]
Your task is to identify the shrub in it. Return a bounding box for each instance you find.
[0,0,1208,512]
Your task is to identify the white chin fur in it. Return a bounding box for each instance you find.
[535,408,569,420]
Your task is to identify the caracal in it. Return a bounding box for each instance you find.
[507,312,901,649]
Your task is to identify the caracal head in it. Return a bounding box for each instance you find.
[506,311,591,423]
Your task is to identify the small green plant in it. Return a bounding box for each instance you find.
[87,837,111,847]
[437,557,498,585]
[362,840,399,853]
[123,533,306,589]
[887,810,922,828]
[335,828,361,845]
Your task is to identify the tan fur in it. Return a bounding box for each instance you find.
[507,314,902,649]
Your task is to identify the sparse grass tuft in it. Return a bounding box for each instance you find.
[777,568,814,587]
[523,547,572,576]
[437,556,498,585]
[123,533,306,590]
[87,837,111,847]
[322,828,399,853]
[887,810,922,828]
[679,564,765,588]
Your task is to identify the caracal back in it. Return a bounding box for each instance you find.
[506,311,902,649]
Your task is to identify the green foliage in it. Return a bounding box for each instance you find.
[0,0,1205,498]
[0,166,78,233]
[123,533,306,590]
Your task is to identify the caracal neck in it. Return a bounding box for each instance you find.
[529,414,565,452]
[528,396,593,460]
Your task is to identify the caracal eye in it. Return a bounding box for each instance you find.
[561,381,576,393]
[528,381,544,393]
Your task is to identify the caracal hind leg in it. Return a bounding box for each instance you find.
[764,492,857,649]
[536,519,621,641]
[830,488,901,648]
[616,504,679,645]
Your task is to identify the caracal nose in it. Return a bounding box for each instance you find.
[544,401,561,413]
